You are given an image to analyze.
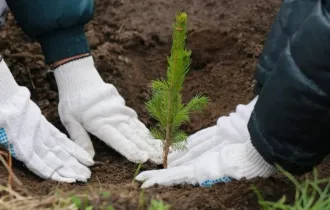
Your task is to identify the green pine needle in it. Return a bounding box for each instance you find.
[145,12,208,167]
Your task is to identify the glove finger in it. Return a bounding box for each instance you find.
[136,166,195,188]
[141,176,189,188]
[37,131,90,182]
[61,114,95,158]
[84,99,138,122]
[216,116,242,140]
[118,123,162,164]
[135,169,164,181]
[215,98,257,141]
[132,119,163,153]
[40,146,87,182]
[24,153,58,179]
[52,160,88,182]
[27,118,78,180]
[169,135,221,167]
[98,114,131,127]
[167,126,217,164]
[34,140,66,173]
[91,124,148,163]
[186,126,217,148]
[57,135,95,166]
[131,119,163,161]
[48,123,94,166]
[236,104,253,121]
[132,118,151,134]
[26,152,83,183]
[51,172,76,183]
[245,96,258,112]
[118,122,156,154]
[180,141,231,167]
[228,112,249,139]
[233,97,257,123]
[50,144,92,182]
[168,150,187,165]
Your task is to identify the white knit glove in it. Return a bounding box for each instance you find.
[136,140,276,188]
[168,97,258,167]
[0,59,94,183]
[135,97,276,188]
[54,56,162,164]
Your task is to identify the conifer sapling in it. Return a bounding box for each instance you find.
[146,12,208,168]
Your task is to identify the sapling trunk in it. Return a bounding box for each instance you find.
[163,137,171,168]
[146,12,208,168]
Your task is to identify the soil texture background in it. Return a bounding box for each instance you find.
[1,0,329,209]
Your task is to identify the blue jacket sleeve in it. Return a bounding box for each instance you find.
[249,0,330,175]
[6,0,94,64]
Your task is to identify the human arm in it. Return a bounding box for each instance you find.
[5,0,162,163]
[249,0,330,175]
[136,0,330,187]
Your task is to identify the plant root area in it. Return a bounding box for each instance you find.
[1,0,330,209]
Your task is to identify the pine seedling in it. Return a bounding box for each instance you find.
[145,12,208,168]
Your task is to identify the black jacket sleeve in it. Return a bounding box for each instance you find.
[5,0,94,64]
[249,0,330,175]
[255,0,316,94]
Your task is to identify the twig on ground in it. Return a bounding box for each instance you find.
[0,150,22,186]
[25,67,35,89]
[3,52,44,61]
[0,185,78,210]
[117,24,124,33]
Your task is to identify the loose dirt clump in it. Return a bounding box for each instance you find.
[1,0,330,209]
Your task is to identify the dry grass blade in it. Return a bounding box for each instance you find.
[0,185,78,210]
[0,151,22,186]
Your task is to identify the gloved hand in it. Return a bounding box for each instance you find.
[0,59,94,183]
[168,96,258,167]
[0,0,8,27]
[135,97,276,188]
[136,140,276,188]
[53,56,162,164]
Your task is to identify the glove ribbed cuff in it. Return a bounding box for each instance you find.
[53,56,104,100]
[0,60,20,104]
[232,140,277,179]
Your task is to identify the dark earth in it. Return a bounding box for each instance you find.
[0,0,329,209]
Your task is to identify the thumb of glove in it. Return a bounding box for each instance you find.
[60,113,95,158]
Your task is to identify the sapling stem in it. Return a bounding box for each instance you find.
[146,12,208,168]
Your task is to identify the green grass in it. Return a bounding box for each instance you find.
[69,190,170,210]
[148,200,171,210]
[0,184,170,210]
[252,165,330,210]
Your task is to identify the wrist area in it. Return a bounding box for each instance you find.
[38,26,90,65]
[53,56,104,99]
[221,140,277,180]
[0,59,20,104]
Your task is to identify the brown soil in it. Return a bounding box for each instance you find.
[1,0,329,209]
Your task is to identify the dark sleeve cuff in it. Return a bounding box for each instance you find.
[248,111,316,175]
[38,26,90,64]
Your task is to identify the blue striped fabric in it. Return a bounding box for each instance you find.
[0,128,16,158]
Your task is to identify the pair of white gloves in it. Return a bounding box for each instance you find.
[0,53,276,186]
[0,56,162,183]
